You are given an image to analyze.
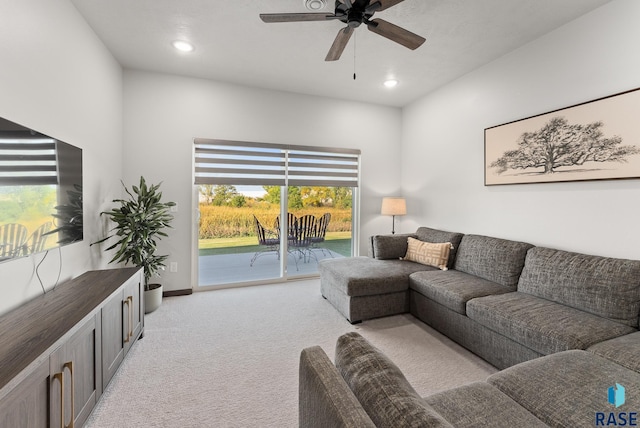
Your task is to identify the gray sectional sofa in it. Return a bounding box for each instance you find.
[319,227,640,369]
[307,227,640,426]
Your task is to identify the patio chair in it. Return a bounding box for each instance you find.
[250,215,280,267]
[310,212,333,258]
[0,223,28,258]
[22,221,53,256]
[274,212,298,240]
[250,215,300,271]
[289,214,317,263]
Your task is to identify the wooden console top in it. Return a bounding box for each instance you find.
[0,267,140,391]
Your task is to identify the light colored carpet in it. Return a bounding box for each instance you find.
[85,279,497,428]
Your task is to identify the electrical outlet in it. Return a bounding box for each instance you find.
[170,262,178,272]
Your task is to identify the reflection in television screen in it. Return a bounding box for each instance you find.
[0,117,83,262]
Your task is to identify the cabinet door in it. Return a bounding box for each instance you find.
[50,315,101,428]
[101,289,125,389]
[0,358,50,428]
[124,272,143,353]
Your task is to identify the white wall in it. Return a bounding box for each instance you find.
[123,70,402,292]
[401,0,640,259]
[0,0,123,315]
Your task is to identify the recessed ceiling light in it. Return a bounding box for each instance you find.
[172,40,194,52]
[304,0,327,11]
[384,79,399,88]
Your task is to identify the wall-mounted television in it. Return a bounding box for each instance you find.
[0,117,83,262]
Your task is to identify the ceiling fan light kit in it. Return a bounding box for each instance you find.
[305,0,327,10]
[260,0,425,62]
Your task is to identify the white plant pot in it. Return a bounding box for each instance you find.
[144,283,163,314]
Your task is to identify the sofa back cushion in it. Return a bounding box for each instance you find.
[453,235,533,288]
[518,247,640,328]
[370,233,417,259]
[335,332,453,428]
[415,227,464,269]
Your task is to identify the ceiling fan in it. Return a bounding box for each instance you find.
[260,0,426,61]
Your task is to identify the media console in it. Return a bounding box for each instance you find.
[0,267,144,427]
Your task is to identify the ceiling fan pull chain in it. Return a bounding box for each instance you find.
[353,31,357,80]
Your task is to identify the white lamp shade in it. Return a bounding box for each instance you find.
[381,197,407,216]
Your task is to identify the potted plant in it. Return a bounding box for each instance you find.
[92,176,175,313]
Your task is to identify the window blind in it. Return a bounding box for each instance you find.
[194,138,360,187]
[0,134,58,186]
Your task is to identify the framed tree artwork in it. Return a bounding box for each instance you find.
[484,88,640,185]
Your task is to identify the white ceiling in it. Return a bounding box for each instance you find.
[70,0,612,107]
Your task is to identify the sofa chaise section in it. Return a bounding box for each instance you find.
[319,227,463,323]
[319,257,431,323]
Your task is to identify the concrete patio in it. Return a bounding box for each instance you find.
[198,247,343,286]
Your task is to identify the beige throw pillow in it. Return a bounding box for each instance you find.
[403,237,452,270]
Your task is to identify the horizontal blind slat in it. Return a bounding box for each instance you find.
[0,140,59,186]
[194,140,359,187]
[195,167,285,176]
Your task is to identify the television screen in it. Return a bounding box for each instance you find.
[0,117,83,262]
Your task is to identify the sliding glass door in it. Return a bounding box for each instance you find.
[194,140,359,289]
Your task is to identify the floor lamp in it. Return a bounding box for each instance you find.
[381,197,406,234]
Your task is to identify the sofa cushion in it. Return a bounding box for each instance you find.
[335,332,453,428]
[318,257,433,297]
[425,382,548,428]
[415,227,464,269]
[466,292,636,355]
[488,350,640,427]
[371,233,417,260]
[453,235,533,288]
[409,270,513,315]
[588,332,640,373]
[518,247,640,328]
[403,238,451,271]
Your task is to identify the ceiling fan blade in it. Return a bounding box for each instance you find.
[375,0,406,11]
[260,13,333,23]
[325,26,354,61]
[366,18,425,50]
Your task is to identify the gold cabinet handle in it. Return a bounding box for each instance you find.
[64,361,74,428]
[53,372,64,428]
[123,298,131,343]
[127,296,134,339]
